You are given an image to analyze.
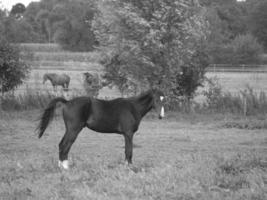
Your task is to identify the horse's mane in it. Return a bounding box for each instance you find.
[128,90,152,101]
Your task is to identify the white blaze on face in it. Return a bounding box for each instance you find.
[159,96,165,118]
[160,106,165,118]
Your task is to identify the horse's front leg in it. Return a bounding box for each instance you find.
[123,132,133,165]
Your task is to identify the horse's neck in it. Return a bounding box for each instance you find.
[134,92,153,117]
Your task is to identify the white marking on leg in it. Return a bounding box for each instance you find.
[160,106,165,118]
[62,160,69,169]
[160,96,164,101]
[58,160,62,168]
[58,160,69,169]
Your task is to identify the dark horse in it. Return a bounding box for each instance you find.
[36,89,165,169]
[43,73,70,91]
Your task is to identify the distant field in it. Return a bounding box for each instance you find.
[17,43,267,98]
[0,111,266,199]
[17,69,120,98]
[205,71,267,93]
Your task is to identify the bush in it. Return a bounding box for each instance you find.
[210,34,263,64]
[227,34,263,64]
[0,38,30,93]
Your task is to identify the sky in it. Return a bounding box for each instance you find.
[0,0,40,10]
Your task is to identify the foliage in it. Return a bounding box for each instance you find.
[0,0,98,51]
[94,0,209,98]
[227,34,263,64]
[172,43,209,99]
[0,38,30,93]
[52,0,98,51]
[24,0,98,51]
[1,16,42,43]
[249,0,267,50]
[201,0,267,64]
[210,34,263,64]
[10,3,26,19]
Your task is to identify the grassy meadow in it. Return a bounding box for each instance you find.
[0,111,266,199]
[1,43,266,199]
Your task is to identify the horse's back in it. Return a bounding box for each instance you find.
[63,96,91,124]
[62,74,70,81]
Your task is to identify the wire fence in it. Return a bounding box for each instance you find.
[8,64,267,99]
[207,64,267,73]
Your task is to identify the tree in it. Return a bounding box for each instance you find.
[249,1,267,50]
[0,38,29,93]
[1,17,40,42]
[10,3,26,19]
[94,0,209,98]
[53,0,98,51]
[226,34,263,64]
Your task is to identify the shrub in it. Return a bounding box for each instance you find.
[227,34,263,64]
[0,38,30,93]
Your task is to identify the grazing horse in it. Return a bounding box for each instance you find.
[43,73,70,91]
[36,89,165,169]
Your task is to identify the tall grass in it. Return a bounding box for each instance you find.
[202,78,267,115]
[21,51,102,63]
[1,90,55,111]
[19,43,63,52]
[27,60,103,71]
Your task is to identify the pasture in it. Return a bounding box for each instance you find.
[1,43,265,199]
[0,111,266,199]
[16,43,267,101]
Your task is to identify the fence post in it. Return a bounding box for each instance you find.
[0,95,2,111]
[243,90,247,116]
[243,97,247,116]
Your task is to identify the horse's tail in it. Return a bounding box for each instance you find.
[36,97,68,138]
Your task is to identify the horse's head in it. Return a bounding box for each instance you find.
[83,72,94,84]
[100,74,113,88]
[43,74,48,84]
[151,89,165,119]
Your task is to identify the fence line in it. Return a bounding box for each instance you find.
[207,64,267,73]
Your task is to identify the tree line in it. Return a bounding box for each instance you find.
[1,0,267,103]
[1,0,266,53]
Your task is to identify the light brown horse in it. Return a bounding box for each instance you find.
[43,73,70,91]
[83,72,108,97]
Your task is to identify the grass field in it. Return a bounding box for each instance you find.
[0,111,266,200]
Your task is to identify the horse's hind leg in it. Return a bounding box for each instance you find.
[63,84,68,92]
[123,132,133,164]
[58,124,83,169]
